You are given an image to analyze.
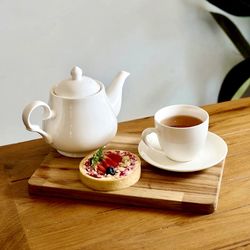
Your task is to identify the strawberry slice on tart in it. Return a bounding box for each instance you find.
[79,148,141,191]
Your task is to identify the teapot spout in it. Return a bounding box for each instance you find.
[106,71,130,117]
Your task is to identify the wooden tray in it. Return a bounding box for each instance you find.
[28,133,225,214]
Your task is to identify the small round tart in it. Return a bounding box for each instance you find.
[79,149,141,191]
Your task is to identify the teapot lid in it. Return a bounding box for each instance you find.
[54,66,101,98]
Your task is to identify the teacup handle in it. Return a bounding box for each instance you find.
[141,128,164,154]
[22,101,54,144]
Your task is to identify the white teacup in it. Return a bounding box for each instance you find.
[141,104,209,162]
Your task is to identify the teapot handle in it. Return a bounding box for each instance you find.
[22,101,54,144]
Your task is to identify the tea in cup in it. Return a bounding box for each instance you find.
[141,104,209,162]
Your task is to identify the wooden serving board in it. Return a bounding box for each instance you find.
[28,132,225,214]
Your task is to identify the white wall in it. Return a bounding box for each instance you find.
[0,0,249,145]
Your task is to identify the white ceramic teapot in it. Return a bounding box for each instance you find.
[22,66,130,157]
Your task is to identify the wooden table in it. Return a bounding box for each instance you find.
[1,98,250,250]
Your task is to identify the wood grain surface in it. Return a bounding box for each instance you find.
[1,98,250,250]
[28,135,225,214]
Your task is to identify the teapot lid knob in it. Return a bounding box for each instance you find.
[71,66,82,80]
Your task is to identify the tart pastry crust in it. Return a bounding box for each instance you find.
[79,150,141,191]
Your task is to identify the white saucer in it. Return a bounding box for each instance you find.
[138,131,228,172]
